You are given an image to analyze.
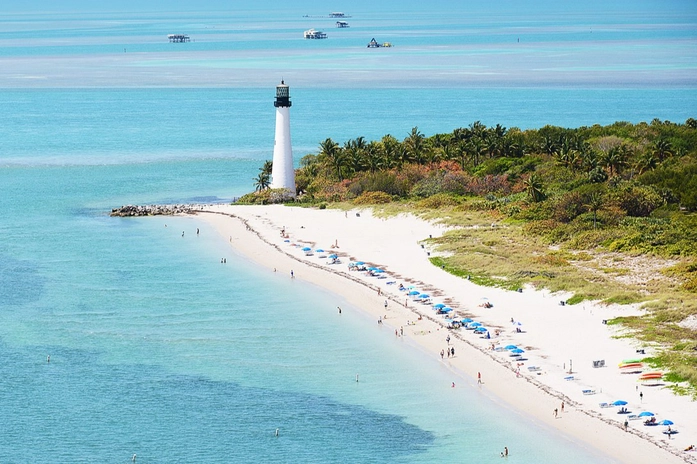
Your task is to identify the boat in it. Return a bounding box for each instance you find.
[336,21,349,28]
[639,372,663,380]
[619,362,643,369]
[367,38,392,48]
[167,34,190,43]
[304,29,327,39]
[329,12,347,18]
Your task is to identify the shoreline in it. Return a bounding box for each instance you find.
[192,204,695,464]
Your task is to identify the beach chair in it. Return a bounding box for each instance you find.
[582,389,597,395]
[599,402,610,408]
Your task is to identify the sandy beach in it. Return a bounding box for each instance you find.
[193,204,695,464]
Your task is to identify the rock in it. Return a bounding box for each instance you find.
[109,204,200,217]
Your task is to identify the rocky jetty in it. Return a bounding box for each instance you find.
[110,204,200,217]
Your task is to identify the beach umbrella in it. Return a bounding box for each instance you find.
[638,412,655,417]
[461,317,473,323]
[511,348,525,354]
[474,327,488,332]
[408,290,420,296]
[441,307,453,313]
[355,261,365,265]
[301,247,311,251]
[433,303,446,309]
[611,400,628,406]
[316,249,325,253]
[658,419,674,426]
[284,239,290,242]
[418,293,430,299]
[329,254,338,259]
[504,345,518,350]
[469,322,482,327]
[374,269,385,273]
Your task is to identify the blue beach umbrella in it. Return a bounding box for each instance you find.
[433,303,446,309]
[374,269,385,273]
[611,400,628,406]
[461,318,474,323]
[511,348,525,354]
[658,419,673,426]
[302,247,311,251]
[329,254,338,259]
[504,345,518,350]
[441,307,453,313]
[355,261,365,265]
[284,239,290,242]
[418,293,430,299]
[316,249,325,253]
[474,327,488,332]
[638,412,654,417]
[469,322,482,327]
[408,290,420,296]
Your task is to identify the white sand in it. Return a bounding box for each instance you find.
[194,204,696,464]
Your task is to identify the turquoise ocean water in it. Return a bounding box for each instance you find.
[1,3,695,463]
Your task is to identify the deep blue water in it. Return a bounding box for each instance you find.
[0,3,694,462]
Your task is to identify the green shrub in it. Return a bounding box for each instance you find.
[353,191,392,205]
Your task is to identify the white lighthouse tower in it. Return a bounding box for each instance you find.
[270,80,296,196]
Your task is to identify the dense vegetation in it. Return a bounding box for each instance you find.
[240,118,697,393]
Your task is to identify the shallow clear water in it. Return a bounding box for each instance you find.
[1,3,694,462]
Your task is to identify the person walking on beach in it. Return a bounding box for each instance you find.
[290,270,294,278]
[554,408,558,418]
[561,401,564,413]
[639,391,643,402]
[477,372,482,384]
[338,307,342,314]
[384,300,388,310]
[440,349,445,359]
[446,335,450,345]
[504,446,508,457]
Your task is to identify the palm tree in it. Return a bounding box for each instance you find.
[380,135,400,169]
[524,174,545,202]
[583,192,604,229]
[364,141,382,173]
[260,160,273,177]
[254,171,270,192]
[652,138,673,162]
[404,127,426,165]
[635,151,658,175]
[318,137,344,181]
[344,139,365,175]
[603,145,628,177]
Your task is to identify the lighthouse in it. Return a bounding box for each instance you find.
[270,80,296,196]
